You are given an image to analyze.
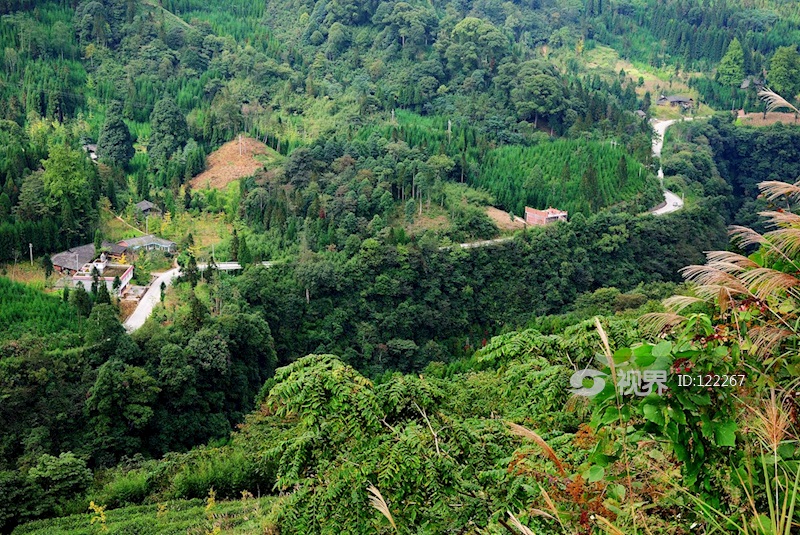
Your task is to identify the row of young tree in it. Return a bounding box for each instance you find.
[476,139,661,216]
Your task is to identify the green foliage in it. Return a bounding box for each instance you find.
[717,37,745,87]
[768,45,800,99]
[590,320,741,489]
[662,116,800,227]
[97,101,134,168]
[28,452,93,510]
[236,233,252,265]
[6,0,799,531]
[475,139,661,216]
[12,496,274,535]
[40,143,98,244]
[148,97,188,172]
[85,358,161,464]
[69,318,637,533]
[0,277,80,340]
[91,468,152,508]
[235,206,724,371]
[170,448,261,499]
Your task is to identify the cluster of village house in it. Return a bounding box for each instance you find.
[50,201,175,296]
[51,234,177,296]
[51,205,564,295]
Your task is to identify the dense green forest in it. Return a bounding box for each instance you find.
[4,0,800,532]
[661,114,800,228]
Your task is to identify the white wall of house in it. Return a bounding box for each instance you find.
[72,265,134,295]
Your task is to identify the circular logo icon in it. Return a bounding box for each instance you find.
[569,369,607,397]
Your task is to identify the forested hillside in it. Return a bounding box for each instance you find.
[4,0,800,531]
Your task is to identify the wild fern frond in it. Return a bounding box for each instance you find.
[758,87,800,114]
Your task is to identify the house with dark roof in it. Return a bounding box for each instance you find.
[101,241,128,257]
[82,144,98,161]
[51,244,98,274]
[135,200,161,217]
[52,240,133,273]
[656,95,694,109]
[117,234,176,253]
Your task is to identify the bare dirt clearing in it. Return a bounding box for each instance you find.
[737,111,799,127]
[486,206,526,231]
[190,136,273,190]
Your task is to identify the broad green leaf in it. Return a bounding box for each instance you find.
[607,483,626,501]
[642,403,665,426]
[585,465,605,483]
[632,344,653,359]
[714,421,737,447]
[634,352,656,368]
[613,347,632,361]
[652,341,672,358]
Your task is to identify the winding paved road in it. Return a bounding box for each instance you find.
[124,119,694,331]
[651,118,685,215]
[123,261,274,331]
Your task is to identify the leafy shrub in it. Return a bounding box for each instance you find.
[28,452,92,512]
[0,470,42,532]
[91,469,152,508]
[170,448,261,499]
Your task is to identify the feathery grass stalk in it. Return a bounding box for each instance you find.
[507,511,536,535]
[684,390,800,535]
[758,87,800,114]
[595,514,625,535]
[539,486,567,532]
[506,422,566,475]
[367,484,397,532]
[595,317,637,535]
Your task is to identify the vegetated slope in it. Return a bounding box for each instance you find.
[661,116,800,227]
[12,497,273,534]
[0,277,79,341]
[190,136,272,190]
[475,140,662,217]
